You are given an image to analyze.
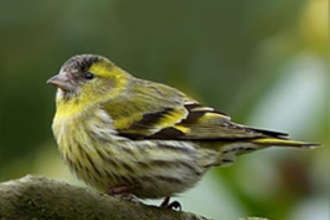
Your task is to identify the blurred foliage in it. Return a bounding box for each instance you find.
[0,0,328,220]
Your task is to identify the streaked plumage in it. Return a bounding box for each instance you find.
[48,54,318,200]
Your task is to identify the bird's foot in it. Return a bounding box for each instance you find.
[106,184,141,204]
[160,196,181,210]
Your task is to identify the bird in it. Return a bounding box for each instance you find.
[47,54,318,208]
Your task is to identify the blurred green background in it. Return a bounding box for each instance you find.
[1,0,328,219]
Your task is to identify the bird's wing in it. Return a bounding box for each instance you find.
[103,92,288,140]
[146,101,288,140]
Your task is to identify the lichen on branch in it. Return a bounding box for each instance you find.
[0,175,270,220]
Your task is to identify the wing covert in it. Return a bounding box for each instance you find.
[149,102,282,140]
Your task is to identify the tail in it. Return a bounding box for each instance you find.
[246,127,320,148]
[252,138,319,148]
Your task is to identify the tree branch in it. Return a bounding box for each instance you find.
[0,175,270,220]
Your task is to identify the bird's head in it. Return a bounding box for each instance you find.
[48,54,130,107]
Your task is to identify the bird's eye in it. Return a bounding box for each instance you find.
[84,72,94,80]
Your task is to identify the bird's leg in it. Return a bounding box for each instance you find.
[107,184,137,195]
[160,196,181,210]
[160,196,170,207]
[107,184,140,202]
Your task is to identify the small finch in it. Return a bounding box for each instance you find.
[48,54,318,208]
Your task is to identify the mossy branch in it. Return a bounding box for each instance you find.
[0,175,270,220]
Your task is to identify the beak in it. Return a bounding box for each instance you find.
[47,74,76,92]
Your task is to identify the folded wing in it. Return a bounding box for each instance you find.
[114,100,288,141]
